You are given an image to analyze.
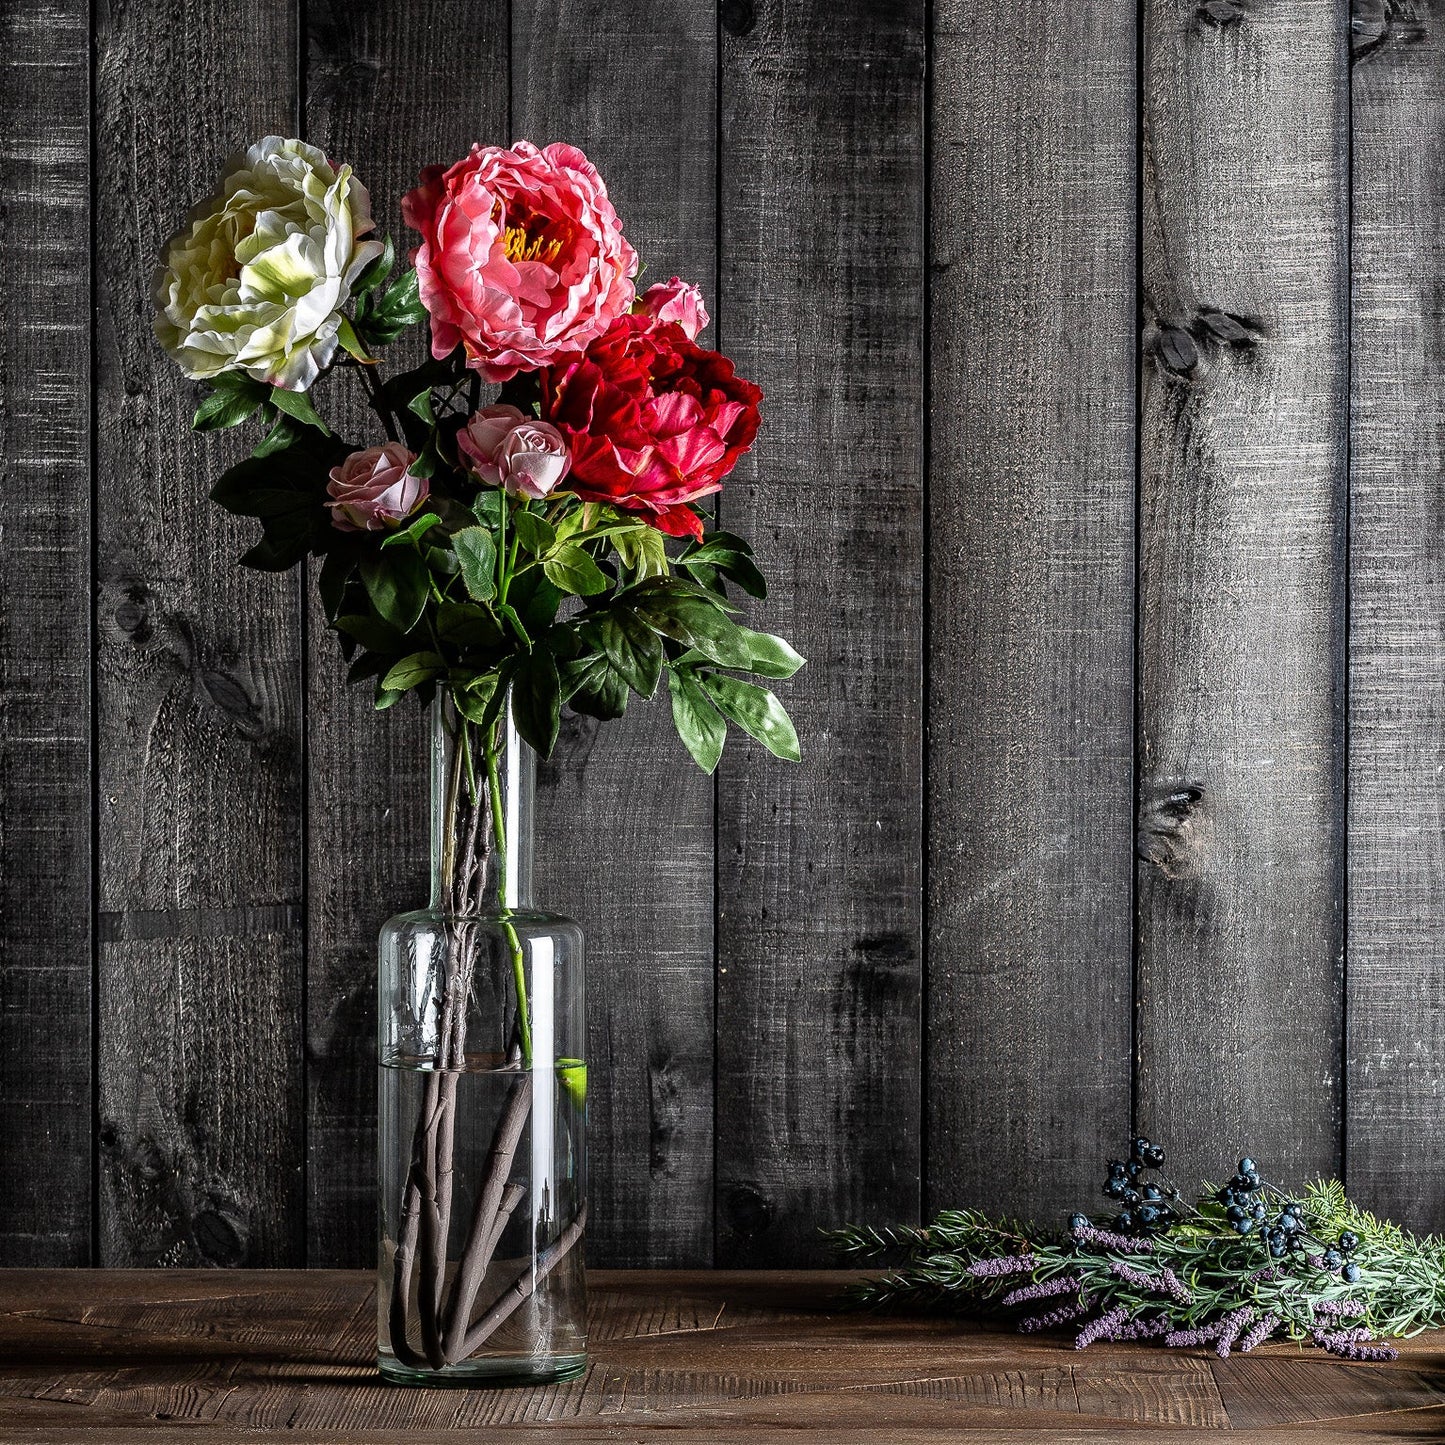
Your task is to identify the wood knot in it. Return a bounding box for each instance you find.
[722,1182,773,1239]
[191,1206,247,1266]
[1138,781,1209,880]
[719,0,756,37]
[1197,0,1244,26]
[1156,326,1200,377]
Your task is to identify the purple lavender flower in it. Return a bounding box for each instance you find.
[1238,1312,1279,1353]
[1114,1312,1172,1342]
[1246,1265,1280,1285]
[1314,1299,1365,1320]
[1001,1275,1080,1307]
[1072,1223,1154,1254]
[1075,1306,1130,1349]
[1215,1307,1257,1359]
[1164,1321,1223,1348]
[1311,1329,1398,1362]
[966,1253,1037,1279]
[1017,1299,1090,1333]
[1159,1266,1192,1305]
[1106,1260,1193,1306]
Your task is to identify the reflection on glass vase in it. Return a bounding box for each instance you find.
[377,695,586,1385]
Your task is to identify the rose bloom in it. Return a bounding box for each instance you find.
[457,405,571,500]
[154,136,383,390]
[634,278,708,340]
[402,141,637,383]
[540,315,762,539]
[326,442,428,532]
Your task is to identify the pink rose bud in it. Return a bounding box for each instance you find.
[458,407,571,500]
[326,442,428,532]
[635,277,709,339]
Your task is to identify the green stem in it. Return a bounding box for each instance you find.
[483,723,532,1066]
[352,358,399,443]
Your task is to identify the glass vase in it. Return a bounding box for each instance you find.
[377,695,587,1385]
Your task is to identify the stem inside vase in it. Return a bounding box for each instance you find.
[377,694,587,1383]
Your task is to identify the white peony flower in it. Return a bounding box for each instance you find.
[154,136,384,391]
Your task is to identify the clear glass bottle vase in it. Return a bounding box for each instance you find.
[377,696,586,1385]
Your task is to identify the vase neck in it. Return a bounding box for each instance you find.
[429,696,535,914]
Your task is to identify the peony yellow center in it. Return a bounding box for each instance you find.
[495,203,566,267]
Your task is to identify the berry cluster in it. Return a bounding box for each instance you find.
[1094,1135,1180,1236]
[1215,1158,1362,1282]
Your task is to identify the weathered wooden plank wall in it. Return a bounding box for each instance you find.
[2,2,1444,1270]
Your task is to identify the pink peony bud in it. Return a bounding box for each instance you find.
[458,405,571,500]
[326,442,428,532]
[635,277,709,339]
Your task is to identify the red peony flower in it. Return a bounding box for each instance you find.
[539,315,762,539]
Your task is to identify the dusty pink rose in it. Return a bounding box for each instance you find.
[458,404,571,500]
[635,277,709,340]
[402,141,637,383]
[326,442,427,532]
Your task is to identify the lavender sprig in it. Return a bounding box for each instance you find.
[966,1253,1036,1279]
[1238,1312,1278,1353]
[1075,1306,1129,1348]
[1017,1299,1090,1333]
[1001,1275,1080,1307]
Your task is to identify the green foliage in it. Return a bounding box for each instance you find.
[192,298,801,769]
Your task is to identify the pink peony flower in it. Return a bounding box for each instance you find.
[457,404,571,500]
[402,141,637,383]
[634,277,709,339]
[326,442,428,532]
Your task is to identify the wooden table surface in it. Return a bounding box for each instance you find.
[1,1270,1443,1443]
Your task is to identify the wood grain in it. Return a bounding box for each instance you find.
[302,0,509,1268]
[0,0,92,1265]
[93,0,305,1265]
[715,0,927,1264]
[514,0,717,1269]
[0,1269,1440,1440]
[926,1,1137,1221]
[1135,0,1348,1188]
[1346,1,1445,1234]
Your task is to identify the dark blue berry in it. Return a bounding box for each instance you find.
[1339,1231,1358,1253]
[1227,1204,1247,1222]
[1132,1136,1152,1159]
[1270,1240,1287,1258]
[1323,1249,1343,1270]
[1238,1157,1257,1175]
[1122,1188,1141,1207]
[1138,1204,1160,1225]
[1116,1211,1134,1231]
[1234,1219,1255,1236]
[1217,1188,1236,1206]
[1105,1180,1125,1199]
[1244,1171,1261,1190]
[1125,1159,1143,1180]
[1068,1213,1089,1232]
[1343,1262,1361,1284]
[1108,1161,1127,1181]
[1251,1202,1266,1220]
[1144,1145,1166,1169]
[1142,1185,1162,1201]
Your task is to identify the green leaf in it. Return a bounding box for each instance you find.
[682,531,767,597]
[512,649,561,757]
[702,624,805,679]
[512,509,556,556]
[193,376,267,431]
[252,412,306,458]
[316,548,355,623]
[453,526,498,602]
[589,611,663,698]
[336,315,376,363]
[612,523,669,580]
[496,601,532,647]
[381,650,445,692]
[270,385,331,435]
[380,511,442,550]
[366,268,427,340]
[633,589,746,658]
[346,652,388,684]
[564,654,629,720]
[509,569,566,637]
[335,612,406,652]
[668,667,726,773]
[407,388,435,425]
[353,234,395,297]
[360,551,428,633]
[452,672,501,724]
[374,683,406,711]
[700,674,801,762]
[543,543,609,597]
[472,489,505,528]
[437,599,504,649]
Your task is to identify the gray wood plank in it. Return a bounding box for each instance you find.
[1347,2,1445,1233]
[926,3,1137,1223]
[514,0,717,1270]
[302,0,510,1267]
[93,0,305,1265]
[0,0,92,1266]
[715,0,926,1263]
[1135,0,1348,1188]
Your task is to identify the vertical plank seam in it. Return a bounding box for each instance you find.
[918,0,933,1227]
[87,0,101,1269]
[296,0,311,1267]
[1339,0,1353,1191]
[1129,0,1145,1141]
[711,0,724,1268]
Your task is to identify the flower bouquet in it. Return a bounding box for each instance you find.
[154,136,801,1382]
